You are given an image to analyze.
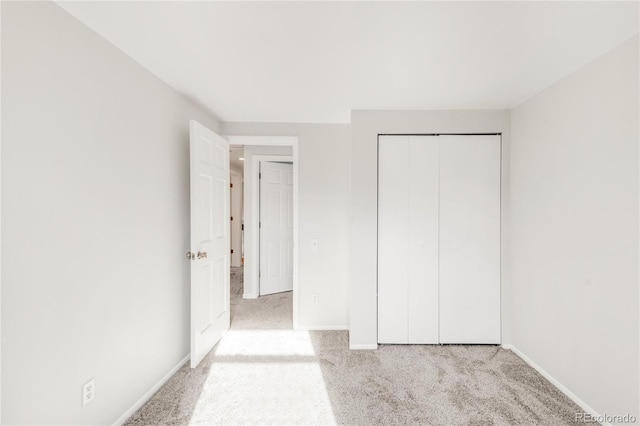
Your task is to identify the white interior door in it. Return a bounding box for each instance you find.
[439,135,501,344]
[378,136,439,344]
[259,161,293,296]
[189,120,230,368]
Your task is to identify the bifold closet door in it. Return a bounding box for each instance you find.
[378,136,439,344]
[439,135,501,344]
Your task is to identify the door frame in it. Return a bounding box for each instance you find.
[225,136,299,330]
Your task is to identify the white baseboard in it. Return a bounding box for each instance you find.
[112,354,190,426]
[298,325,349,331]
[349,343,378,350]
[502,344,609,426]
[243,293,258,299]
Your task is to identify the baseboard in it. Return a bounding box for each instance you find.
[298,325,349,331]
[502,344,609,426]
[243,292,258,299]
[112,354,190,426]
[349,343,378,350]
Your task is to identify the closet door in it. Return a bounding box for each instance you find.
[378,136,439,344]
[407,137,439,343]
[439,135,501,344]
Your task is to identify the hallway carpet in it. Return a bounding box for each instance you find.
[124,267,584,425]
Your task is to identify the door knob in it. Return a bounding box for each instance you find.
[197,251,208,259]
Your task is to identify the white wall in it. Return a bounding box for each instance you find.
[222,123,350,329]
[241,145,293,298]
[1,2,220,424]
[510,34,639,419]
[349,110,511,348]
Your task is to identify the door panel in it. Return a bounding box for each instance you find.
[267,191,281,228]
[259,162,293,295]
[378,136,439,344]
[407,136,440,344]
[214,178,226,237]
[214,256,226,316]
[267,241,280,277]
[200,262,214,331]
[200,176,214,240]
[439,135,501,344]
[377,136,410,344]
[190,120,230,368]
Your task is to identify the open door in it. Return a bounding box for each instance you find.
[259,161,293,295]
[189,120,230,368]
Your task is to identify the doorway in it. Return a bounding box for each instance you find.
[226,136,300,329]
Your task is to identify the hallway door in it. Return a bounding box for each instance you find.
[259,161,294,295]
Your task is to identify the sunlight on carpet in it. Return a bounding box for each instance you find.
[213,330,316,357]
[189,330,336,425]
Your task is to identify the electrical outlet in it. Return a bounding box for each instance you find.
[82,378,95,407]
[312,294,319,304]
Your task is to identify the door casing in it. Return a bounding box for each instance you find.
[225,136,299,330]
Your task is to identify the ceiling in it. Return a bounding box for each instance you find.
[56,1,638,124]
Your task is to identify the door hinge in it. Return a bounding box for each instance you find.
[259,172,262,179]
[259,221,261,228]
[230,183,233,188]
[230,216,233,221]
[231,249,234,254]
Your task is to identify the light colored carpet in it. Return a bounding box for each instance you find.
[124,267,585,425]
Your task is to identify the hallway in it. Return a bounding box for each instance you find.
[229,267,293,330]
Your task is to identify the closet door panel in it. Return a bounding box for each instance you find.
[439,135,501,344]
[407,137,440,344]
[378,136,410,343]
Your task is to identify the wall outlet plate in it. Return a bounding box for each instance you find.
[82,378,95,407]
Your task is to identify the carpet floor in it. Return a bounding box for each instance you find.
[124,267,585,425]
